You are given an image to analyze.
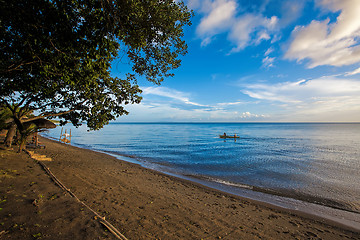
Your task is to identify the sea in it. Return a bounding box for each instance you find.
[43,122,360,229]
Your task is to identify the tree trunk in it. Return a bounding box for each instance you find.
[14,129,21,145]
[4,123,16,147]
[17,136,28,153]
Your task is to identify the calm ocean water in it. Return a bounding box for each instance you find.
[44,123,360,217]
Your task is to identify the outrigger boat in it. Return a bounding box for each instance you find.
[219,134,240,139]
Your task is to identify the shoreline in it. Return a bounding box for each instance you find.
[2,136,360,239]
[90,149,360,232]
[45,135,360,231]
[94,150,360,232]
[38,136,360,238]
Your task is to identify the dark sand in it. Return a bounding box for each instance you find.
[1,136,359,239]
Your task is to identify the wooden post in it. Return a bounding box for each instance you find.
[34,132,39,147]
[60,128,63,142]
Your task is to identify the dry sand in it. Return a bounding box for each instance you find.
[1,136,359,239]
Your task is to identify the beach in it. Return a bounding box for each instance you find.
[1,136,359,239]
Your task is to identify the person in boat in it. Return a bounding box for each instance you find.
[223,132,227,137]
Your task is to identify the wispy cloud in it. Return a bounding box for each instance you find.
[217,101,245,106]
[142,86,208,107]
[345,67,360,76]
[243,77,360,102]
[264,47,274,56]
[190,0,279,52]
[120,86,267,122]
[242,76,360,121]
[228,14,278,53]
[285,0,360,68]
[262,56,276,68]
[196,0,237,46]
[120,102,267,122]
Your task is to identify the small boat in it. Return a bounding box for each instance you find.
[219,134,240,139]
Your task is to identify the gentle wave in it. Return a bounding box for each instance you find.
[44,122,360,217]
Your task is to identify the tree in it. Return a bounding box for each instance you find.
[0,0,192,150]
[0,105,18,147]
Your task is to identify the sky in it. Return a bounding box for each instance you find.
[113,0,360,122]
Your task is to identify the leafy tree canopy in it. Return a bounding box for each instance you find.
[0,0,192,131]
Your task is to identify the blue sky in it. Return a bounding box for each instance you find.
[113,0,360,122]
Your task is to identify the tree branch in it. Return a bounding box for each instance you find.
[3,60,40,73]
[22,100,87,123]
[22,108,75,123]
[50,39,67,55]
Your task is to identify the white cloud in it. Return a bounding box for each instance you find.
[193,0,279,52]
[118,86,268,122]
[242,76,360,121]
[345,67,360,76]
[262,56,275,68]
[117,102,200,122]
[228,14,278,53]
[142,86,208,107]
[196,0,237,46]
[239,112,267,119]
[285,0,360,68]
[244,77,360,102]
[264,47,274,56]
[119,101,267,122]
[200,37,212,47]
[217,101,245,106]
[142,86,188,101]
[197,0,237,35]
[256,31,271,44]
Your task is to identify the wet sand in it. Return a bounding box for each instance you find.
[1,136,359,239]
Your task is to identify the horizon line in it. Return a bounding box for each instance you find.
[112,121,360,124]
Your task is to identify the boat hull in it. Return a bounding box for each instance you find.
[219,135,240,139]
